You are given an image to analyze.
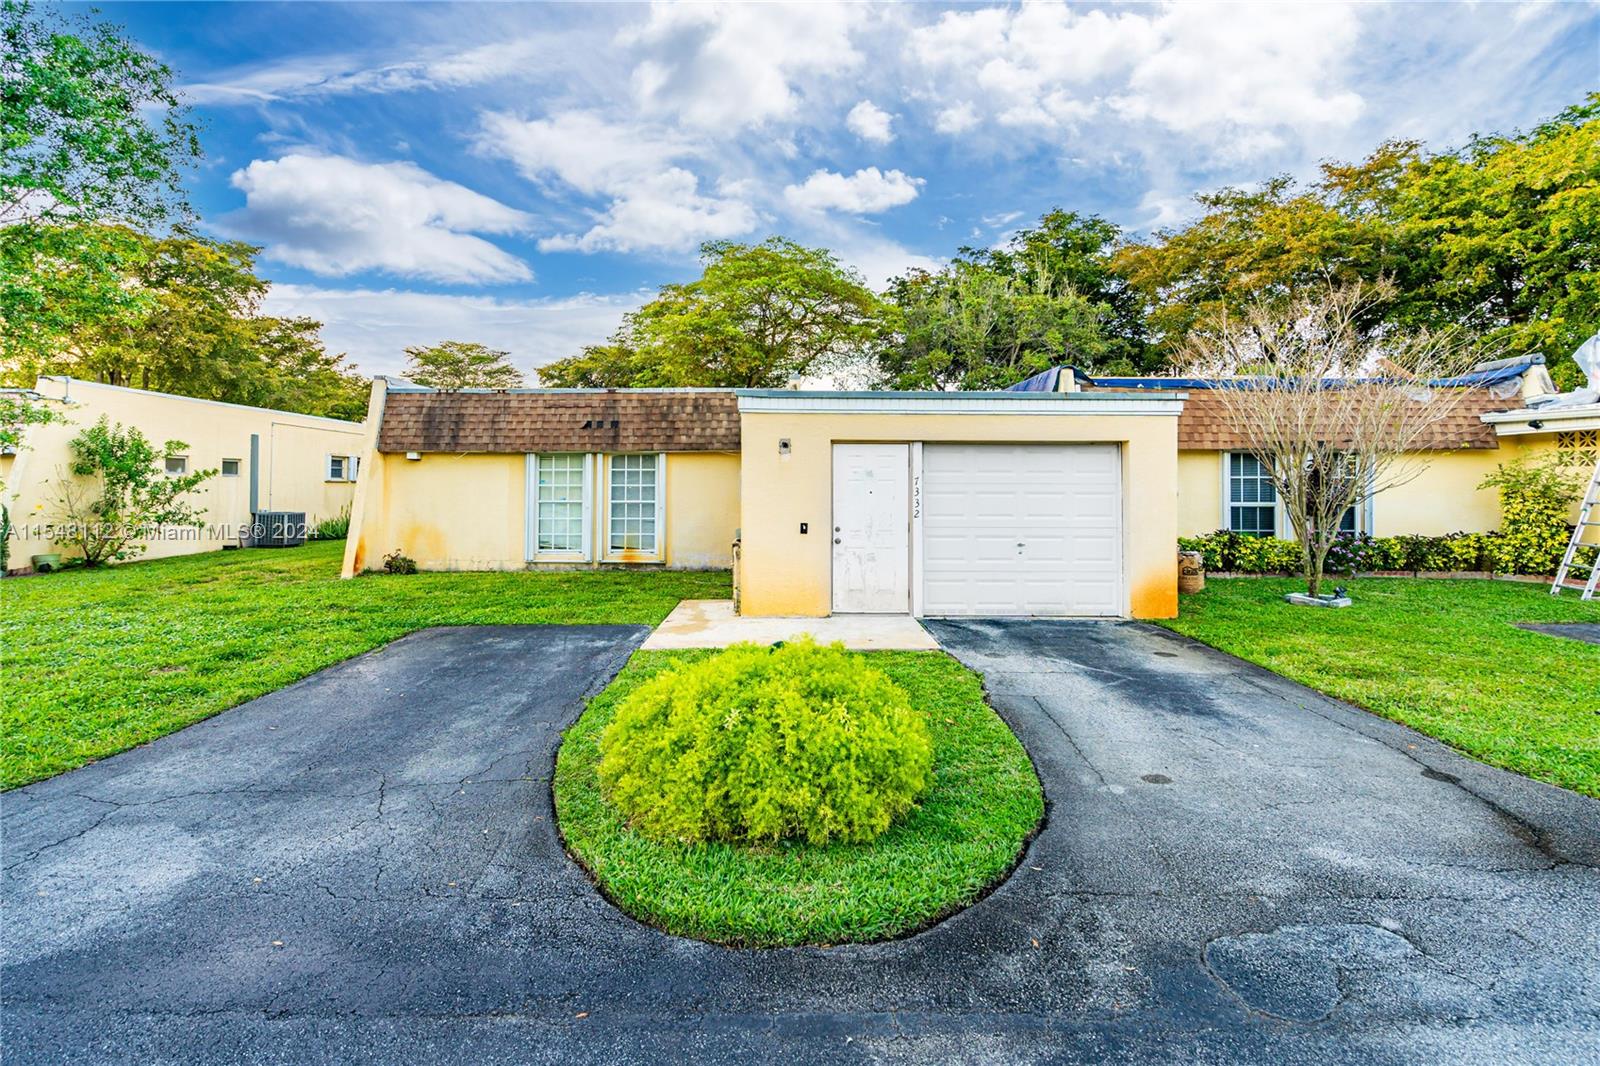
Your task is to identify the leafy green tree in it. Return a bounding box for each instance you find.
[1,0,199,226]
[539,238,883,388]
[1379,98,1600,388]
[873,210,1147,390]
[1115,96,1600,379]
[0,390,56,459]
[963,210,1152,371]
[403,341,525,390]
[874,260,1109,390]
[1,0,201,368]
[53,416,214,566]
[6,227,367,419]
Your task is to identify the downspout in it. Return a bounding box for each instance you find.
[247,433,261,547]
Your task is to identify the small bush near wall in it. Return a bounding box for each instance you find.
[1178,529,1556,576]
[311,506,351,540]
[381,550,418,575]
[597,639,933,846]
[1479,458,1586,576]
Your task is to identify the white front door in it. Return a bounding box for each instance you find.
[922,443,1123,616]
[832,444,910,613]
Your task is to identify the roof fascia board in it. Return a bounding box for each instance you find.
[737,393,1185,415]
[35,376,363,428]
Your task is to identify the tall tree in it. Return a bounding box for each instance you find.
[7,227,367,419]
[1180,283,1484,596]
[1115,96,1600,382]
[403,341,525,390]
[1,0,201,368]
[874,260,1109,391]
[1,0,198,226]
[539,238,883,389]
[963,210,1152,371]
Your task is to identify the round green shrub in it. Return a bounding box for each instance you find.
[596,639,933,846]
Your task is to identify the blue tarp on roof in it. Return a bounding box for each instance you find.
[1005,354,1545,392]
[1007,366,1064,392]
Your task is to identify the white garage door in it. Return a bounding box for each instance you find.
[922,444,1122,616]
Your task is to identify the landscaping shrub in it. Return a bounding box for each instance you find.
[381,550,417,574]
[1480,458,1584,576]
[311,506,351,540]
[1180,529,1502,575]
[597,639,933,846]
[1179,531,1300,573]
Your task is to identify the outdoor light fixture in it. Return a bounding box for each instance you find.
[778,438,791,456]
[1528,420,1544,430]
[405,451,421,461]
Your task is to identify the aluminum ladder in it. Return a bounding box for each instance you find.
[1552,454,1600,600]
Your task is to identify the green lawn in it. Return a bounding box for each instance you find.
[1156,578,1600,797]
[555,649,1044,946]
[1,540,728,789]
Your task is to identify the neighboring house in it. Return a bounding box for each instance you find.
[3,377,365,570]
[1014,356,1593,538]
[341,378,1186,619]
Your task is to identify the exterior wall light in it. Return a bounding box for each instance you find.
[405,451,422,461]
[778,438,791,456]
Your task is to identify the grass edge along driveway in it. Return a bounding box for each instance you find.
[1155,577,1600,798]
[2,540,728,789]
[554,648,1045,947]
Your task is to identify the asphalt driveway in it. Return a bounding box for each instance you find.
[4,620,1599,1064]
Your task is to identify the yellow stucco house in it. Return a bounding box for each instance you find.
[1040,356,1593,540]
[3,377,365,570]
[344,376,1177,619]
[342,353,1597,622]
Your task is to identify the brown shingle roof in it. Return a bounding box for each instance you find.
[1093,386,1516,450]
[377,390,740,454]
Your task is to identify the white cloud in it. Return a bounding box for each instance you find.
[846,100,895,144]
[263,283,646,376]
[228,153,532,283]
[911,1,1366,157]
[476,110,756,254]
[624,2,865,130]
[934,103,979,135]
[538,167,759,254]
[1109,2,1364,133]
[185,34,577,105]
[784,167,924,214]
[476,110,690,197]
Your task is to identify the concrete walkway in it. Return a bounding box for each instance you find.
[640,599,938,650]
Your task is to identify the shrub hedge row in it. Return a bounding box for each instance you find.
[1179,528,1565,576]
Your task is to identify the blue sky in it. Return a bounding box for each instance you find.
[90,1,1600,377]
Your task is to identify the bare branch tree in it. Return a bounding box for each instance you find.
[1180,282,1490,596]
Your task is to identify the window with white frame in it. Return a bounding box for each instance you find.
[221,458,241,477]
[324,454,358,481]
[164,455,188,476]
[608,453,659,554]
[1227,453,1276,536]
[537,453,586,553]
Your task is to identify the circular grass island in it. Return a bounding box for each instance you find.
[553,644,1045,947]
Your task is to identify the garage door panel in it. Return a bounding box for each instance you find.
[922,443,1122,617]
